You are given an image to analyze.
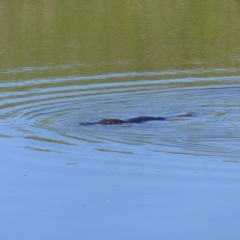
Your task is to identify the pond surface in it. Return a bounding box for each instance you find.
[1,68,240,240]
[1,70,240,159]
[1,1,240,240]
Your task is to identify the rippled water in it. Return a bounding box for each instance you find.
[1,68,240,240]
[1,69,240,161]
[2,1,240,239]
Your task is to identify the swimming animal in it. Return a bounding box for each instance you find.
[80,113,194,125]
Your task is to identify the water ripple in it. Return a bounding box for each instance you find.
[1,71,240,159]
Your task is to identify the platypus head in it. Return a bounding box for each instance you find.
[98,119,125,124]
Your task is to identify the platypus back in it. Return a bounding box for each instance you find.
[80,113,194,125]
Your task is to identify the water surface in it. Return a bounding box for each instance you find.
[1,1,240,240]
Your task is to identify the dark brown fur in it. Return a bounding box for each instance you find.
[98,119,125,124]
[80,113,194,125]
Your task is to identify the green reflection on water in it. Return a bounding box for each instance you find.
[0,0,240,80]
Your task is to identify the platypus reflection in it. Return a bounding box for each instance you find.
[81,113,194,125]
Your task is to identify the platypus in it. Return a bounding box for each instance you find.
[80,113,194,125]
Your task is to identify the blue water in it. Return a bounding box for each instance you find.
[1,70,240,240]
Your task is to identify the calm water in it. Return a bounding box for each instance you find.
[1,1,240,240]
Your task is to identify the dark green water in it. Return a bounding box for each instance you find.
[1,1,240,240]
